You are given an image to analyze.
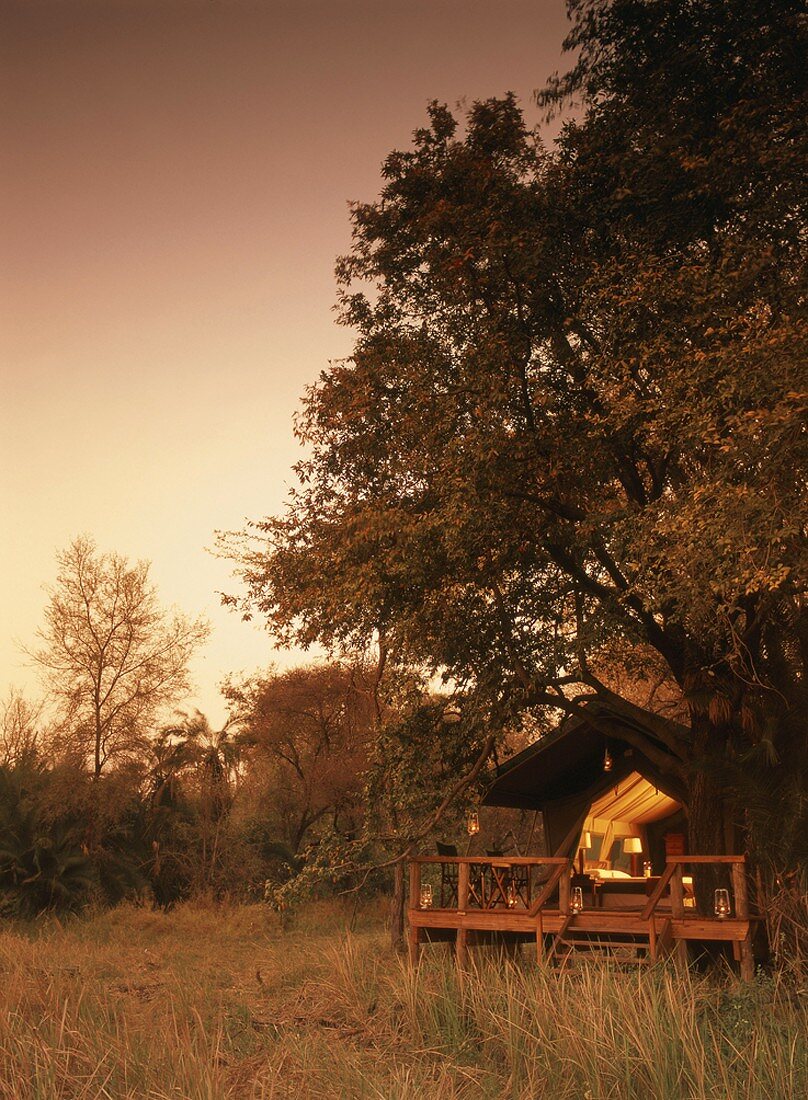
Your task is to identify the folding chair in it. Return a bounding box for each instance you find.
[436,841,459,907]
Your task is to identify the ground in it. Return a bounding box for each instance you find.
[0,898,805,1099]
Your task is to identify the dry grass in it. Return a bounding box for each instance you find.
[0,900,806,1098]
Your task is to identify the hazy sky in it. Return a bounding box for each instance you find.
[2,0,571,724]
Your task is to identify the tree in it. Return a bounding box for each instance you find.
[1,688,42,768]
[225,664,373,856]
[223,1,806,867]
[155,709,243,889]
[32,537,209,780]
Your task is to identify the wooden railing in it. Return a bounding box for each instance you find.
[410,854,752,921]
[409,856,572,914]
[408,853,756,978]
[642,855,753,973]
[642,855,750,920]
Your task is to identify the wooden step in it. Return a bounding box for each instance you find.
[552,946,652,970]
[548,928,652,969]
[562,938,649,950]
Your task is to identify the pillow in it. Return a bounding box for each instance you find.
[590,868,632,880]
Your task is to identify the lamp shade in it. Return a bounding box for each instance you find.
[623,837,643,854]
[582,831,592,850]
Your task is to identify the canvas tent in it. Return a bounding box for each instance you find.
[483,708,686,873]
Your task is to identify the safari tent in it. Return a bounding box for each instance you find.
[407,703,755,977]
[482,708,688,876]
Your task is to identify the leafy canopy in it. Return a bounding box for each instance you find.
[224,1,806,810]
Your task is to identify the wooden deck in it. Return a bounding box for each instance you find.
[407,855,756,979]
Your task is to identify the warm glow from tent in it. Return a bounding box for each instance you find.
[578,773,680,872]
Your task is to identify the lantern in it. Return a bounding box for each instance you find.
[714,888,731,919]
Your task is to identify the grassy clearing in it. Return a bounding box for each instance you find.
[0,900,805,1099]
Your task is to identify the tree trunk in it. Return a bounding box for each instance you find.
[390,862,406,951]
[686,720,731,914]
[94,704,103,780]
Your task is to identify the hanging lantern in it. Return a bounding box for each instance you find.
[466,810,480,836]
[603,748,613,772]
[714,888,731,919]
[506,880,519,909]
[419,883,433,909]
[570,886,584,913]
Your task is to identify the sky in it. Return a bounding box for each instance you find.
[1,0,572,725]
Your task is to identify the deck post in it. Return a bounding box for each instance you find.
[408,860,422,911]
[669,862,684,918]
[558,863,571,915]
[731,860,754,981]
[669,862,688,967]
[731,860,749,919]
[407,924,421,966]
[535,909,544,965]
[407,861,422,965]
[456,860,470,969]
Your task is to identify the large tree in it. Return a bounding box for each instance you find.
[225,0,806,862]
[32,537,209,779]
[225,664,373,855]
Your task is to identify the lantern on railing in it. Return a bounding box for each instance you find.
[714,888,731,919]
[466,810,480,836]
[570,886,584,913]
[506,880,519,909]
[419,883,433,909]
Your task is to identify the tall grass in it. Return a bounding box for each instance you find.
[0,901,805,1098]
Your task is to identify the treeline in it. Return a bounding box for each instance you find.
[1,539,513,917]
[0,666,370,916]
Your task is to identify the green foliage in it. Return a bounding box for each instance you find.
[225,663,372,856]
[0,705,298,914]
[0,764,94,917]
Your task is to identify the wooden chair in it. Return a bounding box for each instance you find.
[437,842,487,907]
[436,841,459,907]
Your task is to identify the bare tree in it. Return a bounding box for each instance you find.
[31,536,209,778]
[0,688,42,767]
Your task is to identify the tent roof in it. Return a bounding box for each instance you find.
[585,772,680,834]
[483,707,682,811]
[483,716,603,809]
